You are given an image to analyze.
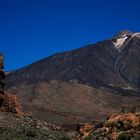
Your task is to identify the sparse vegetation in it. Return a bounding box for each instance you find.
[0,111,77,140]
[104,120,117,127]
[134,136,140,140]
[116,132,131,140]
[135,124,140,131]
[57,132,71,140]
[77,113,140,140]
[83,135,92,140]
[121,105,140,114]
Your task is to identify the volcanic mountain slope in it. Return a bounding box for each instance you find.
[6,30,140,124]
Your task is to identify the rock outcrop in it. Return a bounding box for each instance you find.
[0,52,23,114]
[0,53,5,106]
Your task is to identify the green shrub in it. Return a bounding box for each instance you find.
[116,132,131,140]
[26,130,37,137]
[117,121,132,131]
[86,127,94,133]
[94,120,104,128]
[104,121,116,127]
[135,125,140,131]
[134,136,140,140]
[57,133,71,140]
[84,135,92,140]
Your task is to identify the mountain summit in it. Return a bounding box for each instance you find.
[6,30,140,123]
[114,30,133,38]
[112,30,140,50]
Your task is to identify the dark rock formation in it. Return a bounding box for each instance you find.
[0,53,5,106]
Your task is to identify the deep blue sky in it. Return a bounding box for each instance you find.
[0,0,140,71]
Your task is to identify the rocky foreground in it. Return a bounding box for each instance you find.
[77,113,140,140]
[0,92,77,140]
[0,111,77,140]
[0,108,140,140]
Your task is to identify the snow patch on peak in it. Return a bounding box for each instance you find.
[114,30,133,38]
[112,30,134,50]
[113,32,140,51]
[113,35,128,49]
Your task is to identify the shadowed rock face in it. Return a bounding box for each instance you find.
[5,31,140,123]
[117,36,140,89]
[0,53,5,106]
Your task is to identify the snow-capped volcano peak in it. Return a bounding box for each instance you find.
[113,34,129,49]
[112,31,140,51]
[114,30,133,38]
[113,30,133,50]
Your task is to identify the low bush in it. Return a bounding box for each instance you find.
[134,135,140,140]
[116,132,131,140]
[84,135,92,140]
[104,121,116,127]
[57,132,71,140]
